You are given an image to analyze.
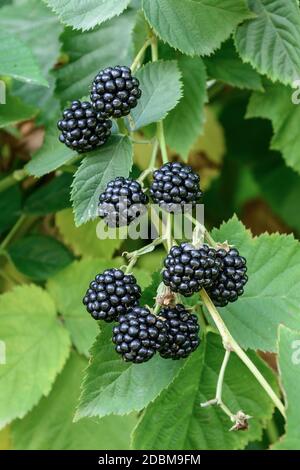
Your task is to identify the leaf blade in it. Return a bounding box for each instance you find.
[143,0,252,56]
[130,60,183,131]
[0,285,70,428]
[235,0,300,86]
[71,135,133,226]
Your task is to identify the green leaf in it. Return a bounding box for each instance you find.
[235,0,300,86]
[131,9,148,56]
[204,39,263,91]
[75,324,184,420]
[0,94,37,128]
[247,82,300,175]
[71,135,133,226]
[133,333,276,450]
[0,185,22,235]
[45,0,131,31]
[130,61,182,131]
[0,0,63,125]
[8,235,73,281]
[0,29,47,86]
[253,153,300,233]
[46,258,123,357]
[140,271,161,306]
[211,215,300,352]
[11,352,136,450]
[56,10,135,103]
[26,124,76,178]
[273,326,300,450]
[24,173,72,216]
[164,57,207,159]
[56,208,121,259]
[15,74,60,127]
[0,285,70,428]
[0,0,62,75]
[143,0,252,56]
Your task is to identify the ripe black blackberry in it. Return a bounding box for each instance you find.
[112,306,167,363]
[206,247,248,307]
[57,100,112,153]
[159,304,200,360]
[163,243,221,297]
[98,177,148,227]
[150,162,202,212]
[82,268,141,322]
[90,65,142,118]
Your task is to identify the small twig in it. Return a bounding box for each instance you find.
[149,139,159,168]
[165,212,173,251]
[0,169,27,193]
[125,256,137,274]
[137,167,156,184]
[131,38,152,73]
[201,349,235,421]
[201,289,286,418]
[0,214,27,250]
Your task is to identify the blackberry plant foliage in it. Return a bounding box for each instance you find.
[0,0,298,453]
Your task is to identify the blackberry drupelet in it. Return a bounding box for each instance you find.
[163,243,221,297]
[159,304,200,359]
[98,177,149,227]
[82,268,141,322]
[206,247,248,307]
[57,100,112,153]
[112,306,167,363]
[90,65,142,118]
[150,162,202,212]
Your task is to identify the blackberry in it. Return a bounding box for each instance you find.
[150,162,202,212]
[112,306,167,363]
[57,100,112,153]
[82,268,141,322]
[90,65,142,119]
[159,304,200,360]
[163,243,221,297]
[206,248,248,307]
[98,177,148,227]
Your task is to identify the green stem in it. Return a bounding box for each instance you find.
[201,289,286,418]
[153,303,161,315]
[131,38,151,73]
[165,212,173,251]
[150,139,159,168]
[216,349,231,404]
[157,121,168,164]
[185,212,217,248]
[117,118,128,135]
[125,256,137,274]
[0,214,27,250]
[0,169,27,193]
[137,167,156,184]
[150,35,169,165]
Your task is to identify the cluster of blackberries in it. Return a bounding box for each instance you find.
[163,243,248,306]
[163,243,222,296]
[98,162,202,227]
[150,162,202,212]
[57,66,142,153]
[83,268,200,363]
[82,268,141,322]
[57,101,112,153]
[98,177,149,227]
[91,66,142,119]
[206,248,248,306]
